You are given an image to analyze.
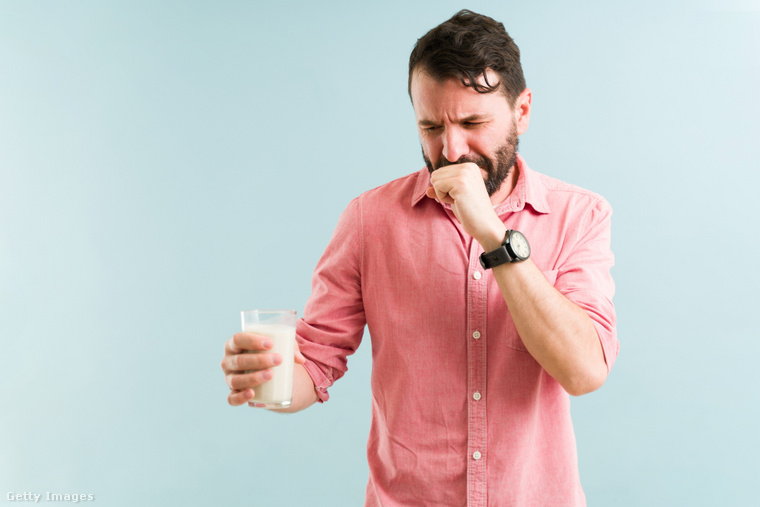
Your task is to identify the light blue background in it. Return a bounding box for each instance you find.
[2,1,758,505]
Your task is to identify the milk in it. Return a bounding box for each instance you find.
[243,323,296,407]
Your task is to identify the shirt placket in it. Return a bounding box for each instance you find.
[466,238,488,507]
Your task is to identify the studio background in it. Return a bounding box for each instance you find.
[1,0,758,505]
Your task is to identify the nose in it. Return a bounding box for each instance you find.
[442,127,469,163]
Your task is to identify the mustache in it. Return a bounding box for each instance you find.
[430,154,492,172]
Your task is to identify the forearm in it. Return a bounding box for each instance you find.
[268,363,319,413]
[492,258,607,396]
[427,166,610,395]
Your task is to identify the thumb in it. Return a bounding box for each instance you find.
[425,186,438,200]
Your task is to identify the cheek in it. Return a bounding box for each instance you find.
[472,132,503,156]
[421,138,443,161]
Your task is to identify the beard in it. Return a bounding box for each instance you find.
[423,123,519,197]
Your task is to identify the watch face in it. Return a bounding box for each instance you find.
[510,231,530,259]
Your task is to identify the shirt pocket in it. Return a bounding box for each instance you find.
[504,268,559,351]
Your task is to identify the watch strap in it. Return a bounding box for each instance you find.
[479,231,514,269]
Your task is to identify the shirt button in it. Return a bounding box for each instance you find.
[473,391,481,401]
[473,451,482,460]
[472,331,481,340]
[473,271,482,280]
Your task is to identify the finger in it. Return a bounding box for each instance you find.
[430,166,486,205]
[431,163,480,189]
[427,178,450,201]
[226,369,273,391]
[225,332,274,355]
[434,186,454,204]
[222,351,282,374]
[429,175,455,203]
[228,388,255,407]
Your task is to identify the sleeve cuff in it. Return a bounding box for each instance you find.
[300,355,334,403]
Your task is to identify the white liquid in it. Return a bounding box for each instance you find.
[243,323,296,406]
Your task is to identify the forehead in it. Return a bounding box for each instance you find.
[410,69,511,120]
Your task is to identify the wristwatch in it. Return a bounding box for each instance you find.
[479,230,530,269]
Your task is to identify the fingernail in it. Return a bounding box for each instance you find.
[272,354,282,365]
[262,339,272,349]
[262,370,272,380]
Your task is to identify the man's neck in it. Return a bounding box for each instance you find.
[489,163,520,206]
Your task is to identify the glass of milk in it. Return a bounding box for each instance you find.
[240,309,297,408]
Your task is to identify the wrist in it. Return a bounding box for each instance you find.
[476,222,508,252]
[479,229,531,270]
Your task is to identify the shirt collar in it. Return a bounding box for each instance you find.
[411,153,551,214]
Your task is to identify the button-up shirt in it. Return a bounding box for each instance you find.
[297,154,618,506]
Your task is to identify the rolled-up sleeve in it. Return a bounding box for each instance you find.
[297,196,366,402]
[554,197,618,373]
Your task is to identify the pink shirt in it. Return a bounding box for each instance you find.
[297,154,618,506]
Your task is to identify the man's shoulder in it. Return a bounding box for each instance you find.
[534,170,605,199]
[529,167,611,212]
[357,168,427,206]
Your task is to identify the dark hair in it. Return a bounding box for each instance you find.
[408,10,526,106]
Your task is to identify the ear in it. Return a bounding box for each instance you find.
[514,88,532,135]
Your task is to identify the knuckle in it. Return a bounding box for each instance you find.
[231,333,247,350]
[240,352,258,370]
[229,374,243,390]
[222,356,232,372]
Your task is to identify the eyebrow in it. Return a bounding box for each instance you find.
[460,114,491,123]
[417,113,492,127]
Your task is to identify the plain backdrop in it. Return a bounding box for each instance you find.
[1,0,759,505]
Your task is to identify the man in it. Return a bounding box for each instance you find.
[221,9,617,506]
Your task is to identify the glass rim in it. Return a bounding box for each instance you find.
[241,309,297,315]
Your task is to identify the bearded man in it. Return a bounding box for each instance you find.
[222,9,618,506]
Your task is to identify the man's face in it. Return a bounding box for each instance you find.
[411,69,524,197]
